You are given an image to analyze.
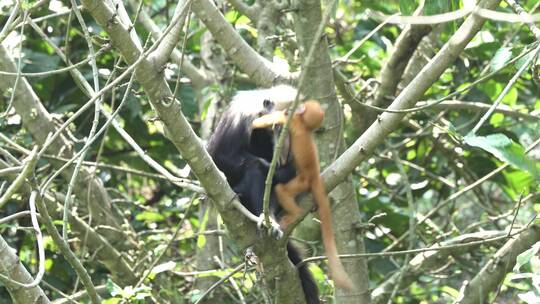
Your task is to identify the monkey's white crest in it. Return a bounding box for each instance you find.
[230,85,298,115]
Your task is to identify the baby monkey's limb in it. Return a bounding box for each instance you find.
[252,101,353,290]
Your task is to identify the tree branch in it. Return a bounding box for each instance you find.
[129,0,209,88]
[0,234,51,304]
[0,44,135,249]
[291,0,370,302]
[192,0,292,86]
[418,100,540,121]
[150,0,192,66]
[0,160,138,286]
[228,0,258,22]
[322,0,502,191]
[372,231,506,304]
[81,0,261,251]
[456,225,540,303]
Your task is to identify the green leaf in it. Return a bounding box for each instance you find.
[197,207,209,248]
[515,49,535,70]
[502,87,518,106]
[502,170,533,197]
[135,211,165,223]
[491,47,513,72]
[400,0,417,15]
[197,235,207,248]
[106,278,122,295]
[489,112,505,127]
[189,289,203,303]
[440,286,459,298]
[424,0,450,15]
[463,133,539,178]
[514,241,540,272]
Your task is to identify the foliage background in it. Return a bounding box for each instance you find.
[0,0,539,303]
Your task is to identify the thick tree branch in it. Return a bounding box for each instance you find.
[253,1,283,59]
[129,0,209,87]
[192,0,292,86]
[0,235,51,304]
[356,23,433,135]
[80,0,261,251]
[292,0,370,302]
[150,0,191,66]
[373,25,432,109]
[456,225,540,303]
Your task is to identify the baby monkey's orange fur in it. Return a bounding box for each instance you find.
[252,100,353,290]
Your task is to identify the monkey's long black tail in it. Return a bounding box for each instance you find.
[287,242,320,304]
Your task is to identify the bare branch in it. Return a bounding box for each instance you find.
[372,231,506,304]
[0,160,138,286]
[0,234,51,303]
[192,0,292,86]
[456,225,540,304]
[33,190,101,304]
[418,100,540,121]
[505,0,540,38]
[129,0,209,87]
[150,0,192,66]
[0,147,38,209]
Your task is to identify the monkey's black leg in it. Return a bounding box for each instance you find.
[273,161,297,185]
[233,160,283,238]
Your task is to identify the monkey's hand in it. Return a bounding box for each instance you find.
[252,111,287,129]
[256,214,283,239]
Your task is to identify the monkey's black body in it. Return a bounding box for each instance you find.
[207,89,320,304]
[208,111,294,214]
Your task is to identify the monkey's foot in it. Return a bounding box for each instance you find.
[256,214,283,239]
[244,247,258,266]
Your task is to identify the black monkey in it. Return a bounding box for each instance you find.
[207,85,320,304]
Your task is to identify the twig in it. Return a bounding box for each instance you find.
[386,147,416,303]
[0,46,109,77]
[338,14,397,63]
[32,188,102,304]
[0,166,23,176]
[0,1,20,44]
[299,227,525,266]
[0,210,32,225]
[470,41,540,134]
[343,43,538,115]
[368,7,540,25]
[193,263,246,304]
[0,147,39,209]
[0,11,27,125]
[383,135,540,254]
[507,192,524,237]
[0,191,45,288]
[505,0,540,38]
[135,194,197,287]
[62,0,104,238]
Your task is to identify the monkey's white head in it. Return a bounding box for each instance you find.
[229,84,298,115]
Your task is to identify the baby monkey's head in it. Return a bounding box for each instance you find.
[296,100,324,131]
